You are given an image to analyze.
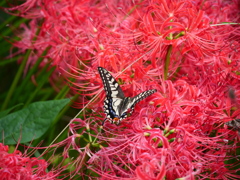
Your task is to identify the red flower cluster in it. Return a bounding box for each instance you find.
[5,0,240,179]
[0,143,58,180]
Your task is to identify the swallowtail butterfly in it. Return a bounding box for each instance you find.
[98,67,156,125]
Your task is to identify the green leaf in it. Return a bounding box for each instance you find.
[0,99,70,145]
[0,103,23,118]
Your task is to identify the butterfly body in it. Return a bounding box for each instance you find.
[98,67,156,125]
[104,97,129,123]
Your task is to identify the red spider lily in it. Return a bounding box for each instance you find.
[81,79,240,179]
[0,143,59,180]
[4,0,240,179]
[58,79,240,179]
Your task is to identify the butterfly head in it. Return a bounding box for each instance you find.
[113,117,120,124]
[109,112,128,125]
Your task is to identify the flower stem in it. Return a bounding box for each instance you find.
[164,45,173,80]
[24,66,56,107]
[0,56,19,66]
[1,49,31,110]
[55,84,71,99]
[15,46,51,100]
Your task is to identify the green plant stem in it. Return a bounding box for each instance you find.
[24,66,56,107]
[0,17,28,43]
[1,50,31,110]
[164,45,173,80]
[0,15,16,31]
[40,89,55,101]
[55,84,71,100]
[53,94,79,127]
[0,56,19,66]
[15,46,51,98]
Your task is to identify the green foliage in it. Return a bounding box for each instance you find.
[0,99,70,144]
[0,104,23,118]
[0,3,77,150]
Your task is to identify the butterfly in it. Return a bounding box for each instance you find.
[98,67,156,125]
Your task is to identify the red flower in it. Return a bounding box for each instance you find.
[0,143,59,180]
[4,0,240,179]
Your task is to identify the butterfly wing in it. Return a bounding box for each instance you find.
[129,89,157,108]
[98,67,125,99]
[118,89,157,119]
[98,67,125,124]
[98,67,156,125]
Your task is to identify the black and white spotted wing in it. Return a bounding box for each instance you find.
[98,67,125,99]
[98,67,156,125]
